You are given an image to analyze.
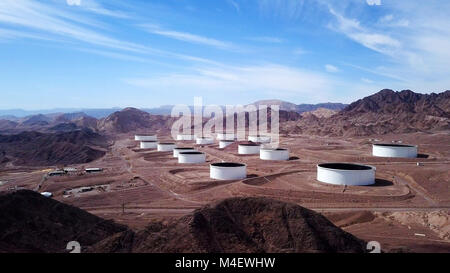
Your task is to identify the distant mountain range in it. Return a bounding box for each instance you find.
[0,101,347,120]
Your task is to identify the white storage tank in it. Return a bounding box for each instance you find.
[238,143,261,155]
[372,144,418,158]
[260,148,289,161]
[216,133,235,140]
[317,163,375,186]
[178,151,206,164]
[140,141,157,149]
[157,142,177,152]
[177,134,194,141]
[219,140,234,149]
[196,137,214,145]
[135,134,157,141]
[248,135,271,143]
[173,147,197,158]
[210,162,247,180]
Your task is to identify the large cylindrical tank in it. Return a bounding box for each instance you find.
[260,148,289,160]
[140,141,157,149]
[178,152,206,164]
[248,135,271,143]
[238,143,260,155]
[196,137,214,145]
[317,163,375,186]
[216,133,235,141]
[135,135,157,141]
[157,143,176,152]
[177,134,194,141]
[173,147,196,158]
[210,162,247,180]
[372,144,418,158]
[219,140,234,148]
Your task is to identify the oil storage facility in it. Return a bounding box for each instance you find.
[178,151,206,164]
[372,144,418,158]
[260,148,289,160]
[248,135,271,143]
[135,134,157,141]
[238,143,261,155]
[157,143,176,152]
[317,163,375,186]
[140,141,157,149]
[196,137,214,145]
[210,162,247,180]
[219,140,234,148]
[173,147,197,157]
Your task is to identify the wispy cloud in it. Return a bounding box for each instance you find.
[227,0,240,13]
[140,24,236,50]
[325,64,339,73]
[247,36,284,43]
[328,8,401,56]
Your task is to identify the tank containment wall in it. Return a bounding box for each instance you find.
[317,163,375,186]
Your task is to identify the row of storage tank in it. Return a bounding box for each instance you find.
[135,134,419,185]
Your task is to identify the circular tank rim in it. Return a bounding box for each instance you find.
[179,151,205,155]
[373,143,417,148]
[174,147,195,150]
[210,162,246,168]
[317,163,375,171]
[140,140,157,143]
[158,142,175,145]
[239,143,260,147]
[220,140,235,142]
[260,148,288,151]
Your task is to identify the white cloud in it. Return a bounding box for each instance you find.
[328,8,401,56]
[227,0,240,13]
[325,64,339,73]
[124,64,334,99]
[247,36,284,43]
[66,0,81,6]
[366,0,381,6]
[141,24,235,50]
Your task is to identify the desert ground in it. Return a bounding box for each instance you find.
[1,131,449,253]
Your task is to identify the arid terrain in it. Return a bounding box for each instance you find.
[0,89,449,253]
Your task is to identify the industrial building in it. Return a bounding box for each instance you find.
[85,168,103,173]
[157,142,177,152]
[372,143,418,158]
[317,163,375,186]
[238,143,261,155]
[210,162,247,180]
[140,141,158,149]
[178,151,206,164]
[260,148,289,161]
[135,134,157,141]
[173,147,197,157]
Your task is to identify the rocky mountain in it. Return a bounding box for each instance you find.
[90,197,366,253]
[0,128,108,166]
[285,89,450,136]
[97,107,177,134]
[0,190,127,253]
[249,100,347,113]
[301,108,338,118]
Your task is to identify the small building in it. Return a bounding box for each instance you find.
[85,168,103,173]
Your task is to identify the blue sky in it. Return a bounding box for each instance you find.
[1,0,449,109]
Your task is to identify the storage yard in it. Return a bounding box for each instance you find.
[0,131,449,252]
